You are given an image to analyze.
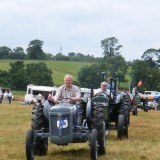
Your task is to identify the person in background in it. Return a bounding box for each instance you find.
[8,90,13,104]
[3,91,9,104]
[154,93,159,102]
[0,89,3,104]
[107,76,115,91]
[37,93,43,103]
[132,86,139,96]
[106,76,117,97]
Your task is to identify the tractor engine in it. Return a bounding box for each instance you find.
[49,104,77,145]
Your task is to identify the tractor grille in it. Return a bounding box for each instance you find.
[50,114,71,136]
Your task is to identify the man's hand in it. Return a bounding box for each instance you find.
[70,97,76,101]
[70,96,81,102]
[54,96,58,103]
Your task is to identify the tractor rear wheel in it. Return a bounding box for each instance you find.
[31,103,48,156]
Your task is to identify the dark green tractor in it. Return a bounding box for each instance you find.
[85,83,130,140]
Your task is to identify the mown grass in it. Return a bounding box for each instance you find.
[0,102,160,160]
[0,60,93,87]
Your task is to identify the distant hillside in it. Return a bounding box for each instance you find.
[0,60,93,86]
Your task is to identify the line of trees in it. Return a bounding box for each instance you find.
[0,61,53,90]
[0,37,160,91]
[77,37,160,91]
[0,39,98,62]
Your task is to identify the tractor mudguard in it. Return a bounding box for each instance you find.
[43,100,53,119]
[81,94,89,103]
[86,95,109,121]
[115,94,121,103]
[86,99,92,120]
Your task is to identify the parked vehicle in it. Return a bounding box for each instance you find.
[24,84,58,103]
[82,80,130,139]
[144,91,160,97]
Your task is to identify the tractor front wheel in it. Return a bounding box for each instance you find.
[132,105,138,115]
[26,129,34,160]
[90,129,98,160]
[90,105,106,155]
[117,114,124,139]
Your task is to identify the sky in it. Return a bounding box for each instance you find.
[0,0,160,61]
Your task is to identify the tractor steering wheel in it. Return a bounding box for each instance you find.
[95,92,108,97]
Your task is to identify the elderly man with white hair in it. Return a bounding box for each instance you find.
[44,74,81,120]
[54,74,81,104]
[94,81,113,99]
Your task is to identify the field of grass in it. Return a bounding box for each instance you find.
[0,60,93,87]
[0,101,160,160]
[0,60,133,90]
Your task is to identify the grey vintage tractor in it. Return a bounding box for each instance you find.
[26,91,106,160]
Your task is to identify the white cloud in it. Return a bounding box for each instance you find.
[0,0,160,60]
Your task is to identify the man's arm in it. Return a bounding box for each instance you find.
[70,95,80,101]
[54,86,63,103]
[70,86,81,102]
[94,88,101,96]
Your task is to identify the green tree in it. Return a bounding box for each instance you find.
[78,64,106,88]
[46,53,54,60]
[8,61,27,90]
[26,39,46,59]
[0,70,10,87]
[25,62,53,86]
[101,37,122,58]
[101,55,128,85]
[54,53,69,61]
[141,48,160,67]
[68,52,76,58]
[68,52,95,62]
[0,46,12,59]
[68,52,75,61]
[9,47,26,59]
[131,60,160,91]
[75,53,84,61]
[106,55,127,74]
[141,48,157,60]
